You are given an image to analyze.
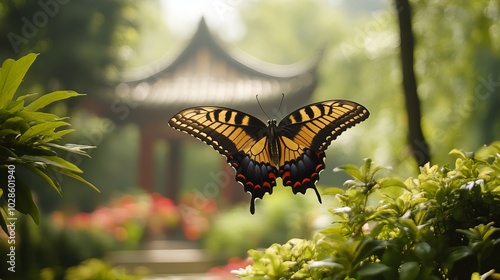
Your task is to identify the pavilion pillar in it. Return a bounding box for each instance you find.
[166,140,181,201]
[139,125,155,193]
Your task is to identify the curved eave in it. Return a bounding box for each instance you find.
[121,18,323,83]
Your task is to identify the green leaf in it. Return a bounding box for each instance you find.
[445,246,471,264]
[0,128,20,137]
[43,129,75,142]
[449,148,473,159]
[414,242,436,261]
[18,121,71,143]
[322,187,345,196]
[352,238,386,264]
[16,111,61,122]
[0,53,38,109]
[381,246,403,267]
[399,261,420,280]
[378,177,408,190]
[5,99,25,112]
[356,262,391,278]
[360,157,373,175]
[309,259,345,271]
[46,143,94,157]
[15,92,38,102]
[334,164,363,181]
[2,116,25,128]
[56,169,99,192]
[24,90,82,112]
[21,155,83,173]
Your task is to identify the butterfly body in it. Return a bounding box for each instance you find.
[169,100,369,214]
[265,119,281,167]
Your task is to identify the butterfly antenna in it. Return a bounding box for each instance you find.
[273,93,285,120]
[256,95,271,120]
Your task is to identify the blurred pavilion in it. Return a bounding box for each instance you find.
[89,18,322,203]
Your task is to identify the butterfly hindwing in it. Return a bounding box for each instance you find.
[168,107,279,214]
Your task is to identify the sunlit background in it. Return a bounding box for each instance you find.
[0,0,499,279]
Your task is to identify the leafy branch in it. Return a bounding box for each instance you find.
[0,53,98,233]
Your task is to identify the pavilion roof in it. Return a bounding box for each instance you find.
[102,18,322,120]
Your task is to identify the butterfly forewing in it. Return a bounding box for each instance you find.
[279,100,370,152]
[169,107,266,155]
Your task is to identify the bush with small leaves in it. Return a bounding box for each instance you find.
[235,142,500,280]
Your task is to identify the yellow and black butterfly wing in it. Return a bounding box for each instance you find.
[168,107,279,214]
[277,100,370,198]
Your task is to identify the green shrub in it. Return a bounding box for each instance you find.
[235,142,500,280]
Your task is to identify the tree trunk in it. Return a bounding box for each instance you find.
[395,0,431,167]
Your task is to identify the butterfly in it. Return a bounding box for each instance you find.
[168,99,369,214]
